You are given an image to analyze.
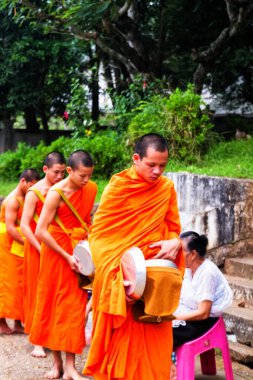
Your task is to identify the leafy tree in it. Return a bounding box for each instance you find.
[2,0,252,106]
[0,9,89,143]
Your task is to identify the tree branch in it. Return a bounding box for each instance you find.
[193,1,253,93]
[118,0,132,17]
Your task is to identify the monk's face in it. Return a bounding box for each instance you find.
[21,179,39,194]
[133,147,168,183]
[43,163,66,185]
[67,164,94,187]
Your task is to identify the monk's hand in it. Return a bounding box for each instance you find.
[149,238,181,260]
[67,255,81,273]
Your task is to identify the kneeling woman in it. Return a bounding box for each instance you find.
[173,231,233,348]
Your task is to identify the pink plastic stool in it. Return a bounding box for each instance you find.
[175,317,234,379]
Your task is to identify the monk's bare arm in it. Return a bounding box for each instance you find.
[35,190,80,272]
[5,198,25,244]
[20,191,41,252]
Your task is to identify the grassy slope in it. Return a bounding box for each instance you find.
[166,138,253,179]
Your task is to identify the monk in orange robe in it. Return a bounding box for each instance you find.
[0,169,40,334]
[21,151,66,358]
[83,133,185,380]
[29,150,97,380]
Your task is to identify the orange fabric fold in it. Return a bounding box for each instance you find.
[22,196,43,332]
[0,201,24,320]
[29,182,97,354]
[83,167,184,380]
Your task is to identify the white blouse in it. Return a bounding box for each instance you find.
[175,259,233,318]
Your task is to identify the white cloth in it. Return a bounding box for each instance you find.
[174,259,233,318]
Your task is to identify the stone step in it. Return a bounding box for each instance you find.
[229,340,253,366]
[224,257,253,279]
[224,302,253,346]
[225,274,253,306]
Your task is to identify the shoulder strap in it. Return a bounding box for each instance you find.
[14,197,24,225]
[54,188,89,233]
[15,196,24,208]
[30,188,45,203]
[29,189,46,223]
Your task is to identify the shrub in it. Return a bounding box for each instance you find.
[0,132,131,182]
[0,143,31,180]
[128,84,214,162]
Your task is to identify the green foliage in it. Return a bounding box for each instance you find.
[66,76,94,137]
[0,181,18,197]
[128,85,214,162]
[82,131,131,178]
[0,132,131,182]
[106,75,166,131]
[0,143,31,180]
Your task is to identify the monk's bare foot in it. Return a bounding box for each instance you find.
[31,345,47,358]
[13,320,24,334]
[44,366,63,380]
[0,319,13,335]
[63,367,86,380]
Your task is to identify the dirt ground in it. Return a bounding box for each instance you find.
[1,326,253,380]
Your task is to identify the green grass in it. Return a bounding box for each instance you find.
[94,178,108,202]
[166,138,253,179]
[0,181,18,198]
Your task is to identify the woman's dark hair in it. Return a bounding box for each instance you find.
[180,231,208,257]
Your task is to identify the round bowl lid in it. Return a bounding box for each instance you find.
[73,240,95,276]
[121,247,146,300]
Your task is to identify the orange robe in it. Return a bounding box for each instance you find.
[29,182,97,354]
[0,199,24,320]
[83,167,185,380]
[22,193,44,333]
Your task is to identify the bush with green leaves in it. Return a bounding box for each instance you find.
[128,84,214,162]
[0,143,31,180]
[0,132,131,182]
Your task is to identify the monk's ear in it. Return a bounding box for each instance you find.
[42,165,48,174]
[66,166,72,175]
[132,153,141,165]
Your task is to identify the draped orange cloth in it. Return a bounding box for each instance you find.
[0,199,24,320]
[83,166,185,380]
[29,182,97,354]
[22,193,44,333]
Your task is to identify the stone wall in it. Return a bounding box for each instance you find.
[166,173,253,266]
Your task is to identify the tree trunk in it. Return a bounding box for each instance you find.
[39,103,50,145]
[2,114,14,152]
[90,49,99,123]
[24,106,40,131]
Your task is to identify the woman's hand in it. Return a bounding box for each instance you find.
[149,238,181,260]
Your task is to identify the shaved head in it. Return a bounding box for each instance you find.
[19,168,40,182]
[44,151,66,168]
[134,133,168,159]
[67,150,94,170]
